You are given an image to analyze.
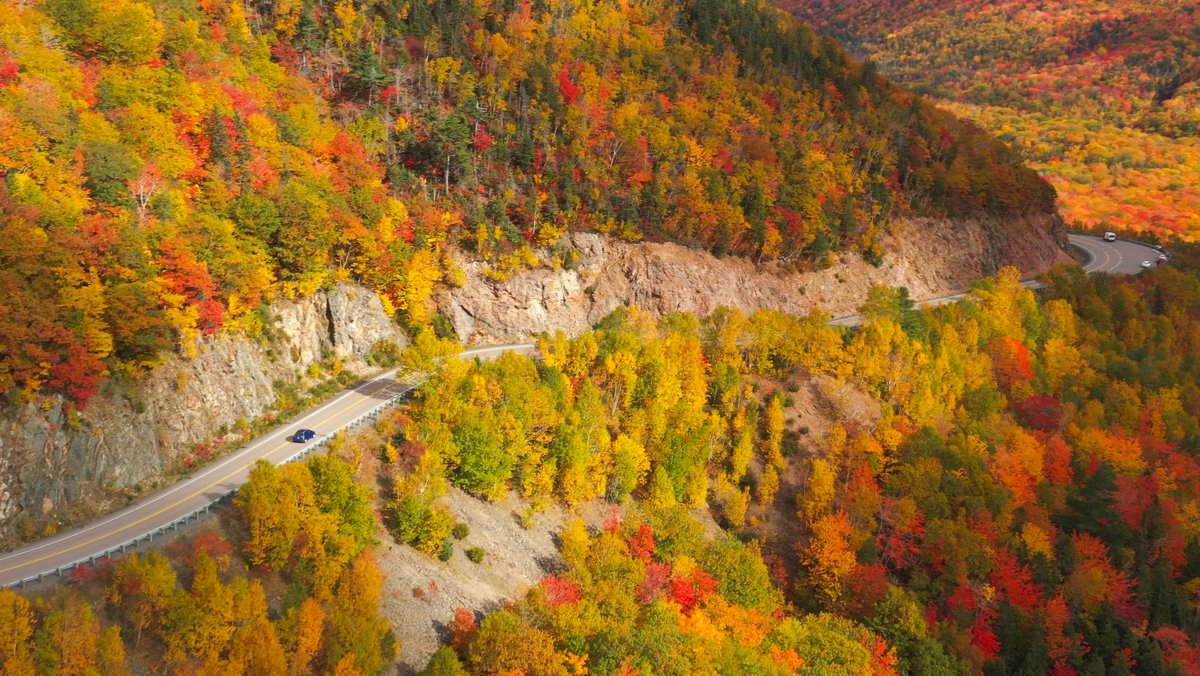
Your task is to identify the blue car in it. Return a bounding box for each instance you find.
[291,428,316,443]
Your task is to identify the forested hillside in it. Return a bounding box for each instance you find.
[393,255,1200,673]
[783,0,1200,240]
[8,248,1200,673]
[0,0,1053,407]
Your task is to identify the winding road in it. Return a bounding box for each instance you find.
[831,233,1163,326]
[0,344,532,588]
[1069,232,1165,276]
[0,233,1163,588]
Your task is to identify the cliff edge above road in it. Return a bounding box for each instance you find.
[442,213,1072,343]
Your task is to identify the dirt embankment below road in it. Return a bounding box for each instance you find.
[441,213,1072,342]
[377,489,567,673]
[375,488,720,672]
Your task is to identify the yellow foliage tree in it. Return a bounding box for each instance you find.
[798,458,837,526]
[401,249,443,326]
[0,589,36,675]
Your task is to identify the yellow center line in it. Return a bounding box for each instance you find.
[0,383,394,575]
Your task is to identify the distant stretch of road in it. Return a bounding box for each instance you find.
[1069,232,1165,276]
[0,344,532,588]
[0,233,1163,588]
[831,233,1163,326]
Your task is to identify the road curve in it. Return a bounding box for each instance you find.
[1068,232,1165,276]
[830,233,1162,327]
[0,233,1164,588]
[0,343,532,588]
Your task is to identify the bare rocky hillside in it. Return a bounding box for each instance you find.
[442,213,1071,343]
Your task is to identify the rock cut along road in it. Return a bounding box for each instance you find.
[830,233,1163,326]
[0,233,1163,588]
[0,344,532,588]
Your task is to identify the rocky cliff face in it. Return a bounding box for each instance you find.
[0,285,403,538]
[441,214,1072,343]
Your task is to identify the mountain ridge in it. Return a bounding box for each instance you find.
[0,0,1065,408]
[781,0,1200,239]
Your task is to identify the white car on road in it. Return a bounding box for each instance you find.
[1141,260,1153,269]
[1104,232,1117,242]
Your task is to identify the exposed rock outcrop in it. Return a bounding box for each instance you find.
[0,285,404,538]
[441,214,1072,343]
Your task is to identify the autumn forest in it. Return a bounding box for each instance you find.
[2,0,1200,675]
[0,0,1051,406]
[785,0,1200,241]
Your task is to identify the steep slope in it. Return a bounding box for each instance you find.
[386,257,1200,674]
[0,284,402,541]
[0,0,1064,410]
[443,213,1069,343]
[783,0,1200,239]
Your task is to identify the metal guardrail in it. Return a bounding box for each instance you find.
[11,382,415,588]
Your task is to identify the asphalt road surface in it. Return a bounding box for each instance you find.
[0,233,1163,587]
[0,343,531,588]
[1069,232,1165,276]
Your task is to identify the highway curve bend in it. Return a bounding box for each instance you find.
[1069,232,1165,275]
[0,344,532,588]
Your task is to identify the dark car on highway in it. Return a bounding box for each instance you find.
[291,428,316,443]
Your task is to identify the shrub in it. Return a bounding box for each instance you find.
[390,496,455,557]
[466,547,485,564]
[452,522,470,540]
[367,338,404,367]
